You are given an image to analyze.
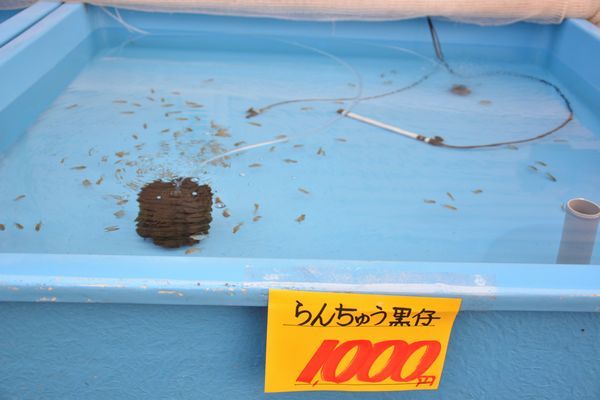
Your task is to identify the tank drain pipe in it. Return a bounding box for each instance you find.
[557,198,600,264]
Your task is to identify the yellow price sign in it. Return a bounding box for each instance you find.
[265,289,461,392]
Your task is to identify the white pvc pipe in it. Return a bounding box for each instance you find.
[557,198,600,264]
[337,108,441,144]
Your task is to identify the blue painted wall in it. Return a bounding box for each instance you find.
[1,303,598,399]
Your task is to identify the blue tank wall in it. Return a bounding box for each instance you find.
[1,303,598,399]
[1,5,599,399]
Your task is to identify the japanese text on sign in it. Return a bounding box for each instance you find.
[265,289,461,393]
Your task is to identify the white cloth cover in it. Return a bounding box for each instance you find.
[2,0,599,24]
[63,0,600,24]
[0,0,37,10]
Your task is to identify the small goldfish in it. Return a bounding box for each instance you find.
[233,222,244,234]
[114,210,125,219]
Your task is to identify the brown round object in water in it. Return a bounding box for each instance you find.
[450,84,471,96]
[136,178,212,248]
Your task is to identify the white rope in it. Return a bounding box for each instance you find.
[200,38,364,168]
[100,6,149,35]
[199,136,290,167]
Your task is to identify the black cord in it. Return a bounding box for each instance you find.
[424,17,573,149]
[247,17,574,151]
[426,17,454,74]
